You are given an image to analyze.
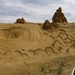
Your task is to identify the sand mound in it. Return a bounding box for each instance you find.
[42,20,53,30]
[52,7,68,23]
[15,18,26,24]
[45,47,55,55]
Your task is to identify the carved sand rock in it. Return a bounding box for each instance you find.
[15,18,26,24]
[42,20,53,30]
[52,7,68,23]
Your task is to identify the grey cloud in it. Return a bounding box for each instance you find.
[21,0,49,5]
[65,13,72,17]
[21,0,64,6]
[0,0,75,23]
[0,2,33,16]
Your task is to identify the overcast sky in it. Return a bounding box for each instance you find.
[0,0,75,23]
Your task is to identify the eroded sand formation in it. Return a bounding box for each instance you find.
[52,7,68,23]
[15,18,26,24]
[42,20,53,30]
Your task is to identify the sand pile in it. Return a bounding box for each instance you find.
[52,7,68,23]
[42,20,53,30]
[15,18,26,24]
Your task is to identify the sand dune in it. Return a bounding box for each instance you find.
[0,23,75,75]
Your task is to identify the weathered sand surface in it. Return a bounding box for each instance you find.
[0,23,75,75]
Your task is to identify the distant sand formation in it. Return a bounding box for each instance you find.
[42,20,54,30]
[42,20,60,30]
[52,7,68,23]
[15,18,26,24]
[42,20,52,30]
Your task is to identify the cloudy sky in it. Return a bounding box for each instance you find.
[0,0,75,23]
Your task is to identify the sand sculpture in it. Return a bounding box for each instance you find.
[52,7,68,23]
[15,18,26,24]
[42,20,53,30]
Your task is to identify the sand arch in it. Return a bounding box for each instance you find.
[59,29,66,32]
[4,51,11,56]
[14,50,23,56]
[34,48,46,55]
[45,47,55,55]
[14,50,27,56]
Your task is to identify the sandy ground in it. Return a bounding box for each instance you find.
[0,22,75,75]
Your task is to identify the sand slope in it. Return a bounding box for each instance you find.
[0,23,75,75]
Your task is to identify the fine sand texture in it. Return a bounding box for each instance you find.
[0,22,75,75]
